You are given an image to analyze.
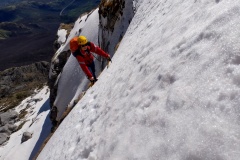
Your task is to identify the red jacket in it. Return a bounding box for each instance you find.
[71,41,109,78]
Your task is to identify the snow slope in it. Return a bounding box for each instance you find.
[53,9,102,121]
[36,0,240,159]
[0,8,102,160]
[0,86,50,160]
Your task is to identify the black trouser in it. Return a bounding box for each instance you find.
[87,61,97,80]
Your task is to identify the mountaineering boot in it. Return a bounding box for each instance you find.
[50,106,58,121]
[88,78,98,87]
[51,119,58,133]
[50,106,58,133]
[91,78,98,86]
[107,57,112,68]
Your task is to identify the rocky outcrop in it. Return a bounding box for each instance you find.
[21,131,33,143]
[48,21,74,110]
[99,0,125,32]
[0,61,50,145]
[0,61,49,98]
[48,51,70,108]
[0,61,50,112]
[53,23,74,52]
[0,133,9,145]
[98,0,134,54]
[0,110,18,125]
[0,110,18,145]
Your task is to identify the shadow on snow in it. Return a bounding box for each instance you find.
[29,98,52,160]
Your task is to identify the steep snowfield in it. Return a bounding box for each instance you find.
[38,0,240,160]
[0,86,50,160]
[0,9,101,160]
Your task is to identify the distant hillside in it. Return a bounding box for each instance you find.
[0,0,100,71]
[0,0,100,31]
[0,0,21,7]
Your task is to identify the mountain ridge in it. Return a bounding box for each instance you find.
[0,61,50,112]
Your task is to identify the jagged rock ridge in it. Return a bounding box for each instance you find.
[0,61,50,112]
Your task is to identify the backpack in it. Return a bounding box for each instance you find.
[70,37,79,52]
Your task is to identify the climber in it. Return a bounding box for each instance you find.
[70,35,111,83]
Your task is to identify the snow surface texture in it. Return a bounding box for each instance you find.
[36,0,240,160]
[0,87,50,160]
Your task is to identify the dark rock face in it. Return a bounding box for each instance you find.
[48,51,70,109]
[48,22,73,110]
[99,0,126,32]
[98,0,134,54]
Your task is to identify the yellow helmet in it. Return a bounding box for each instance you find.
[77,36,88,45]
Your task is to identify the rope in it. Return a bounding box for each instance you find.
[92,53,102,62]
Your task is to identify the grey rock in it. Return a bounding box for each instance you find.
[0,133,10,145]
[48,51,70,109]
[8,124,18,132]
[0,111,19,146]
[21,132,32,143]
[0,110,18,125]
[0,126,11,135]
[27,98,43,104]
[0,61,50,99]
